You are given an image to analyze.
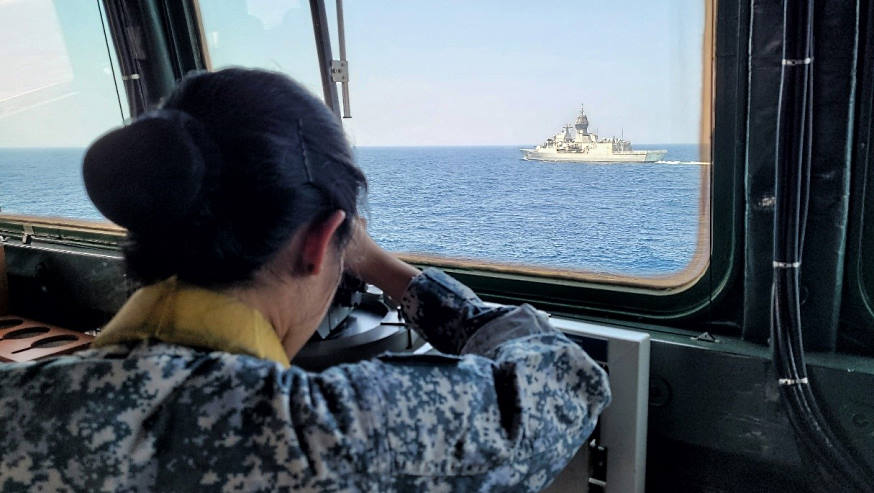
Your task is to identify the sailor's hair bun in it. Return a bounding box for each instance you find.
[81,68,366,286]
[83,109,214,233]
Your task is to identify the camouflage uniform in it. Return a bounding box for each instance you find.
[0,268,610,492]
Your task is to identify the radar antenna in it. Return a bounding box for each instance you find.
[574,103,590,136]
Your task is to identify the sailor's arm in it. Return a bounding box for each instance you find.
[356,268,610,490]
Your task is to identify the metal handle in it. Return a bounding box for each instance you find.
[335,0,351,118]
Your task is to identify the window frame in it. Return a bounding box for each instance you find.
[0,0,747,330]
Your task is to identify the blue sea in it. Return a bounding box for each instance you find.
[0,145,704,276]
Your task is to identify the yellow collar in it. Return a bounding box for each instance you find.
[93,278,290,368]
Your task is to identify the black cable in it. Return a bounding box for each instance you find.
[771,0,874,490]
[97,0,126,122]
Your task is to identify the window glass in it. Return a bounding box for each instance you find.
[0,1,712,282]
[0,0,126,220]
[345,1,712,278]
[197,0,324,100]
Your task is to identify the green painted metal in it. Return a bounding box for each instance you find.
[841,0,874,357]
[647,331,874,490]
[742,0,782,344]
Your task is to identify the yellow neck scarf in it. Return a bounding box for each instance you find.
[92,278,290,368]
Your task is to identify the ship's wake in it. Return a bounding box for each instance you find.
[656,160,710,165]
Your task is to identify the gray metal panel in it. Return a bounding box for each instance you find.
[546,318,650,493]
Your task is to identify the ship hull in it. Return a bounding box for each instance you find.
[520,149,668,163]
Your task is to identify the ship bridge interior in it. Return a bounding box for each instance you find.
[1,0,874,492]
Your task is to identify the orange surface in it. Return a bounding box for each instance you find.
[0,316,92,363]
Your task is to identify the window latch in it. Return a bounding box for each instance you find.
[331,60,348,83]
[330,59,350,118]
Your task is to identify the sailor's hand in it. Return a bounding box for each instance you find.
[344,217,380,277]
[344,217,420,302]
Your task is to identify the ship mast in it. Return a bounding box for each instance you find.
[574,103,589,136]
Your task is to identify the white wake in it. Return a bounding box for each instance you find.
[656,160,710,165]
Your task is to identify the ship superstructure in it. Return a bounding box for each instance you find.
[521,105,667,163]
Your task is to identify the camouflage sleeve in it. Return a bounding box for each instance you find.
[387,268,610,490]
[399,267,515,354]
[362,319,611,491]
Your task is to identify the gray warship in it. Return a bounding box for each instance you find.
[521,105,667,163]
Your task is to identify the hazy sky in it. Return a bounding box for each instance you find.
[0,0,706,147]
[340,0,706,146]
[0,0,125,147]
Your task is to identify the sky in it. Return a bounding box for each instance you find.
[0,0,706,147]
[339,0,706,146]
[0,0,126,147]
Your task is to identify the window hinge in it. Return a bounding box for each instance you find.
[331,60,348,83]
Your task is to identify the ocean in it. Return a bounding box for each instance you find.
[0,145,704,276]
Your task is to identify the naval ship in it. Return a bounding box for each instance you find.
[521,105,667,162]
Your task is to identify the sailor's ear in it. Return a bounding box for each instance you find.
[299,210,346,275]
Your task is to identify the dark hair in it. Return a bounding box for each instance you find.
[83,68,366,286]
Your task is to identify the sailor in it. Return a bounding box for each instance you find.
[0,68,610,492]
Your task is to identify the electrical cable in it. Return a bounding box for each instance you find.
[771,0,874,490]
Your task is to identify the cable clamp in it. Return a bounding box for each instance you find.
[782,57,813,66]
[773,261,801,269]
[778,377,809,386]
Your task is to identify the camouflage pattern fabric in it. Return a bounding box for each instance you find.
[0,268,610,492]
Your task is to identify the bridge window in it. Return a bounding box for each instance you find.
[0,0,714,290]
[341,0,713,284]
[197,0,324,100]
[0,1,126,220]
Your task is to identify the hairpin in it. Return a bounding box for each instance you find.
[297,118,315,184]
